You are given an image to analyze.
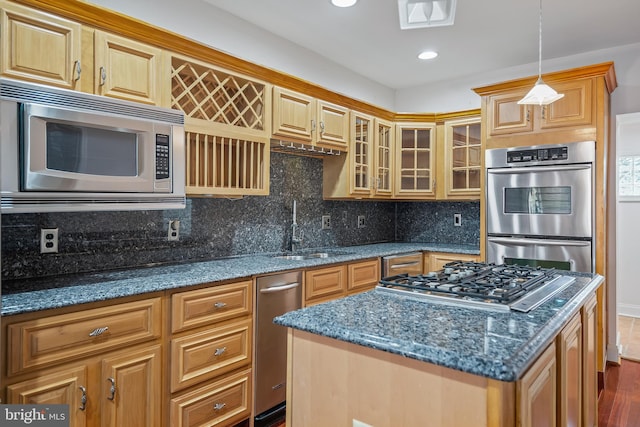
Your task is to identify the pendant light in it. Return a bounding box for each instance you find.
[517,0,564,105]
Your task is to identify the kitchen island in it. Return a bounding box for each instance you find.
[275,271,603,427]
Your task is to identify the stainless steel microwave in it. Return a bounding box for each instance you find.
[0,78,186,213]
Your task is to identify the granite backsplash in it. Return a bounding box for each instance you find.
[1,152,479,282]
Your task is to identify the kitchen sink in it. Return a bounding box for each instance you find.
[273,251,352,260]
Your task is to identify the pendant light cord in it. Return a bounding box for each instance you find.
[538,0,543,79]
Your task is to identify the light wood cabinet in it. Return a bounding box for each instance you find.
[171,55,271,197]
[91,30,166,106]
[7,365,88,427]
[347,258,380,295]
[304,259,380,305]
[323,115,394,199]
[517,342,557,427]
[0,0,81,89]
[438,116,481,199]
[424,252,480,273]
[3,298,163,427]
[557,313,582,427]
[272,86,349,151]
[169,368,251,427]
[582,293,598,427]
[395,123,436,198]
[304,264,348,305]
[169,280,253,427]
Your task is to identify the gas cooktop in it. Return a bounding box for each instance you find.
[376,261,575,312]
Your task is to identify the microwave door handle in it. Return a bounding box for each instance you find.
[487,237,591,247]
[487,165,591,174]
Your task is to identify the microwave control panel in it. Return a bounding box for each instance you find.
[155,134,170,179]
[507,146,568,164]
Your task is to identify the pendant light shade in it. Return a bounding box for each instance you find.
[517,0,563,105]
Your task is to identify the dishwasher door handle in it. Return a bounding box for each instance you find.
[389,261,420,269]
[259,282,301,293]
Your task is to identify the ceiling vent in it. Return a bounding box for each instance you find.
[398,0,457,29]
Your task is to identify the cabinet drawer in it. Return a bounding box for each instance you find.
[170,368,251,427]
[7,298,162,376]
[170,318,252,392]
[348,259,380,292]
[171,280,252,333]
[305,265,347,303]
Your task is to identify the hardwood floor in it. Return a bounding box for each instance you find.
[599,359,640,426]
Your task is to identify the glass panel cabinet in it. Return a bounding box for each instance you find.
[444,117,481,198]
[395,123,436,198]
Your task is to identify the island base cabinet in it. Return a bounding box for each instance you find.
[285,329,515,427]
[517,343,557,427]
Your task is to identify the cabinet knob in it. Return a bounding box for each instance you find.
[106,377,116,401]
[213,302,227,309]
[214,347,227,357]
[213,402,226,411]
[79,386,87,411]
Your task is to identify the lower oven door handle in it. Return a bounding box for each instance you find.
[259,282,301,293]
[488,237,590,246]
[487,164,591,174]
[389,261,420,269]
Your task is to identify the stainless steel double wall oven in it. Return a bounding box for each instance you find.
[485,140,595,272]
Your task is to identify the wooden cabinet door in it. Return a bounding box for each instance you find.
[316,100,349,150]
[582,293,597,427]
[517,343,557,427]
[539,79,594,131]
[373,118,394,197]
[93,31,165,105]
[395,123,436,198]
[557,313,582,427]
[350,112,374,195]
[486,91,533,137]
[442,117,481,199]
[272,87,314,142]
[0,1,81,88]
[7,365,88,427]
[347,259,380,294]
[304,265,347,305]
[100,345,162,427]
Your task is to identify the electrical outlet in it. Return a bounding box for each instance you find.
[40,228,59,253]
[168,220,180,241]
[322,215,331,229]
[454,213,462,227]
[357,215,366,228]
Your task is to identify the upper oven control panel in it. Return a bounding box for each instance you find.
[507,146,568,163]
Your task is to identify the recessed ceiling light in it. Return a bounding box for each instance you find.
[418,51,438,60]
[331,0,357,7]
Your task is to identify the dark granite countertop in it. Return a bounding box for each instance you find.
[1,242,478,316]
[275,272,603,382]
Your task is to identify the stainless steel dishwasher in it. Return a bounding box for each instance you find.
[254,271,302,427]
[382,252,423,277]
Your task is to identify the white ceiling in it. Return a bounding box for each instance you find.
[202,0,640,90]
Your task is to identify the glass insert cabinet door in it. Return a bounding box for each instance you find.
[395,123,435,197]
[374,118,393,197]
[445,117,481,196]
[351,112,373,193]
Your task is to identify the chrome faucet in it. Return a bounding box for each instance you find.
[291,200,303,251]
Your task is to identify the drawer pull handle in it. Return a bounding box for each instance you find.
[74,60,82,81]
[107,377,116,401]
[213,302,227,309]
[79,386,87,411]
[214,347,227,357]
[89,326,109,337]
[213,403,226,411]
